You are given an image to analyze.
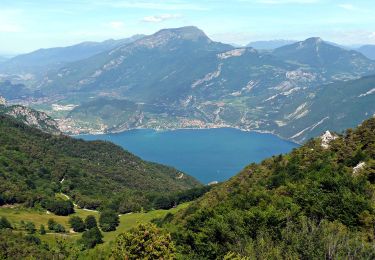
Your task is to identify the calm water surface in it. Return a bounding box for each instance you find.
[78,128,298,184]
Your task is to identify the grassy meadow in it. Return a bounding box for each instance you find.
[0,202,189,246]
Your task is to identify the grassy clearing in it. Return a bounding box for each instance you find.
[0,206,99,229]
[102,203,189,243]
[0,203,189,245]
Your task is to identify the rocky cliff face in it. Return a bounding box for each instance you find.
[0,96,6,105]
[0,104,60,135]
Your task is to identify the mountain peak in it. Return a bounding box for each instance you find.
[134,26,211,49]
[290,37,330,51]
[154,26,209,41]
[304,37,323,44]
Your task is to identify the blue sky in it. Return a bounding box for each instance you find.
[1,0,374,54]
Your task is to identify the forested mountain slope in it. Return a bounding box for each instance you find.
[0,115,200,212]
[166,117,375,259]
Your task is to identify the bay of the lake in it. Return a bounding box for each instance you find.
[78,128,298,184]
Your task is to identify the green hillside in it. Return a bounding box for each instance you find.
[1,115,374,259]
[165,117,375,259]
[0,203,189,259]
[0,114,201,212]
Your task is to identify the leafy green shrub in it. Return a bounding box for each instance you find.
[47,218,65,233]
[0,216,12,229]
[69,216,85,232]
[80,227,103,249]
[99,210,119,232]
[85,215,97,229]
[39,224,46,235]
[43,199,74,216]
[0,230,51,259]
[112,223,175,260]
[24,222,36,234]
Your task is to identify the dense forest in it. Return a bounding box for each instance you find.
[1,111,375,259]
[0,114,201,213]
[161,117,375,259]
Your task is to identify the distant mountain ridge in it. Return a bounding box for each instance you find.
[2,26,375,143]
[357,45,375,60]
[0,80,31,100]
[0,56,8,63]
[0,34,145,84]
[272,37,373,74]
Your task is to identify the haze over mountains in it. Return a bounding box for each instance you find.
[0,56,8,64]
[0,26,374,143]
[247,40,297,50]
[0,35,144,83]
[357,45,375,60]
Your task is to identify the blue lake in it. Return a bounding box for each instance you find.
[78,128,298,184]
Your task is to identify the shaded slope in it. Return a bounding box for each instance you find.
[0,115,200,211]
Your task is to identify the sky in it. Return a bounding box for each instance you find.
[0,0,374,55]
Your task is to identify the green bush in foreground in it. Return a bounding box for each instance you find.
[99,210,119,232]
[0,216,12,229]
[69,216,86,232]
[112,223,175,260]
[85,215,98,229]
[0,230,51,259]
[48,218,66,233]
[80,227,103,249]
[24,221,36,234]
[40,224,46,235]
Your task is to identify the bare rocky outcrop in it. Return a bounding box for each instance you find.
[1,104,60,135]
[0,96,6,105]
[320,130,338,149]
[353,162,366,175]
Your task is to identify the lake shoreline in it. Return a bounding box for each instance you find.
[73,126,300,146]
[76,127,298,184]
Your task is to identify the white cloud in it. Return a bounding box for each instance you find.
[0,9,24,33]
[338,4,355,11]
[338,3,373,14]
[97,1,206,11]
[0,24,22,33]
[325,30,375,45]
[255,0,318,4]
[142,14,181,23]
[109,21,125,30]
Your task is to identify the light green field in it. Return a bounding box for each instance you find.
[0,203,189,245]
